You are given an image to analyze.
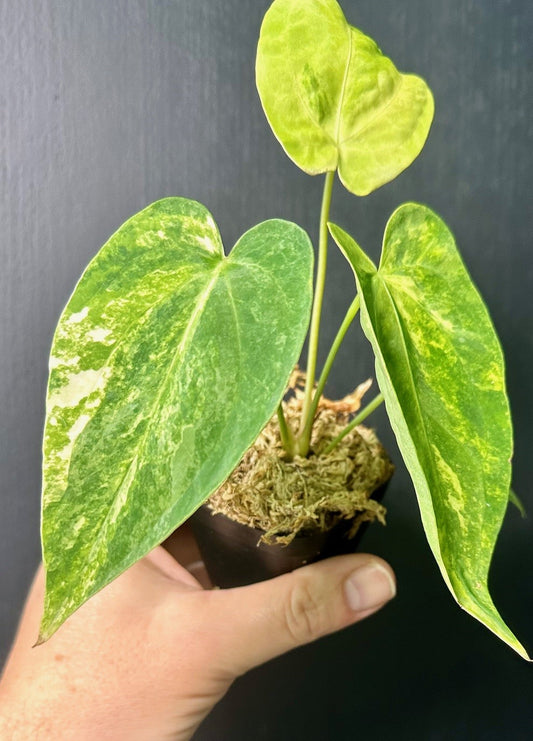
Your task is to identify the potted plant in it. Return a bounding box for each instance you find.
[38,0,529,661]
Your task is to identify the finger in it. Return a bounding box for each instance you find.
[207,554,396,675]
[186,560,213,589]
[143,547,204,590]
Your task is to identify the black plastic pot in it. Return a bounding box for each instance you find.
[188,483,388,588]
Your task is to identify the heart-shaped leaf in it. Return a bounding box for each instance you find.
[40,198,313,642]
[330,205,529,659]
[256,0,434,196]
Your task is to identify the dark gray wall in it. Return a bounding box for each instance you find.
[1,1,532,738]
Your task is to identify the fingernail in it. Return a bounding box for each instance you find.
[344,562,396,612]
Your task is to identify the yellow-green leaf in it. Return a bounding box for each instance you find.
[40,198,313,641]
[256,0,434,196]
[330,205,529,660]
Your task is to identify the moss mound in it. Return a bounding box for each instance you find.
[208,369,394,544]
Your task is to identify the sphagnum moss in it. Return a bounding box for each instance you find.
[208,370,393,543]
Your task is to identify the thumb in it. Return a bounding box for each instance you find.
[210,553,396,676]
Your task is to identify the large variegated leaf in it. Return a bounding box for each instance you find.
[40,198,313,642]
[256,0,434,196]
[330,205,529,659]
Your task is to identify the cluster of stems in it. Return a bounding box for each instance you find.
[278,171,383,460]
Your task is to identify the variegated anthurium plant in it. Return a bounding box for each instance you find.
[39,0,529,659]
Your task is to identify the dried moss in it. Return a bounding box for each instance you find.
[208,369,394,544]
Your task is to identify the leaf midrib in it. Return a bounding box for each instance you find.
[383,269,498,534]
[291,14,405,156]
[378,272,499,592]
[374,274,450,573]
[84,260,224,562]
[286,3,352,159]
[339,69,404,147]
[334,20,353,147]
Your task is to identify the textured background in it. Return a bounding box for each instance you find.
[1,1,532,738]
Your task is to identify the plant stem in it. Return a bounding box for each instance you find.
[277,403,294,460]
[298,295,360,453]
[323,392,385,455]
[299,170,335,437]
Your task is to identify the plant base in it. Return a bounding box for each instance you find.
[189,371,393,586]
[189,481,389,588]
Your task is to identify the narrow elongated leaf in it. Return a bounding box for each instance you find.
[256,0,434,195]
[330,205,529,659]
[40,198,313,641]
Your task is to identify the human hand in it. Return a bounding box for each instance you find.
[0,526,395,740]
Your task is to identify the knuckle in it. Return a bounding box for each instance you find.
[284,577,326,645]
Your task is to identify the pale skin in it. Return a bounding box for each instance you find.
[0,526,396,740]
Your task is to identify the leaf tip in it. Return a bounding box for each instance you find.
[34,618,56,646]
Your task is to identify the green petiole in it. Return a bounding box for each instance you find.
[296,295,360,456]
[323,392,385,455]
[277,403,295,460]
[298,170,335,440]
